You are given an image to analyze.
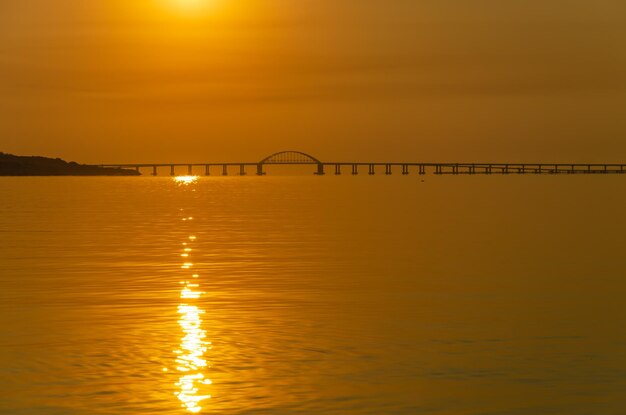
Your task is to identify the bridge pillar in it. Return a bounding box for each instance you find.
[222,165,228,176]
[452,164,459,175]
[205,165,210,176]
[385,164,392,175]
[419,165,426,175]
[256,164,265,176]
[170,165,176,176]
[402,165,409,175]
[352,164,358,175]
[239,164,246,176]
[188,165,193,175]
[335,164,341,175]
[369,164,375,175]
[315,163,325,175]
[152,166,158,176]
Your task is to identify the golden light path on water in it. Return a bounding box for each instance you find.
[171,176,212,413]
[175,176,201,185]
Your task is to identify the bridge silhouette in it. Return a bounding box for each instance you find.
[98,151,626,176]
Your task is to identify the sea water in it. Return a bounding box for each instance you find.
[1,176,625,414]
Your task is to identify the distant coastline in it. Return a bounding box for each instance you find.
[0,152,140,176]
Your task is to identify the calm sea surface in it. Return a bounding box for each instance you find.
[1,176,625,415]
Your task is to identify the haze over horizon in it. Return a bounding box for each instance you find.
[1,0,625,164]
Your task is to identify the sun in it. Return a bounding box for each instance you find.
[175,0,204,8]
[161,0,214,16]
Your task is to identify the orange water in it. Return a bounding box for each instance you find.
[1,176,625,414]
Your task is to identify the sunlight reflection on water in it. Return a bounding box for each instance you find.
[174,176,200,185]
[172,179,211,413]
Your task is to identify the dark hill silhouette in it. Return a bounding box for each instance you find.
[0,152,140,176]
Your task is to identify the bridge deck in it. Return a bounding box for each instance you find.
[96,162,626,176]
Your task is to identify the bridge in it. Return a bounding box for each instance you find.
[98,151,626,176]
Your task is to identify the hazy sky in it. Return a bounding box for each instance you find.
[1,0,625,163]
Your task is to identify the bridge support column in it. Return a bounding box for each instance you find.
[435,165,441,175]
[419,165,426,175]
[335,164,341,175]
[385,164,392,175]
[402,165,409,175]
[369,164,375,175]
[486,165,492,175]
[205,165,210,176]
[239,164,246,176]
[315,163,325,175]
[152,166,158,176]
[188,165,193,175]
[222,165,228,176]
[452,164,459,175]
[352,164,358,175]
[170,165,176,176]
[256,164,265,176]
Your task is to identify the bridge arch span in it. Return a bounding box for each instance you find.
[259,151,322,165]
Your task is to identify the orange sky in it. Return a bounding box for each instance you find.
[1,0,625,163]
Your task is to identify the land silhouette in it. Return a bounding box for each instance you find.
[0,152,140,176]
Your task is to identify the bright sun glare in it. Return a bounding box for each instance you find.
[177,0,202,7]
[168,0,211,13]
